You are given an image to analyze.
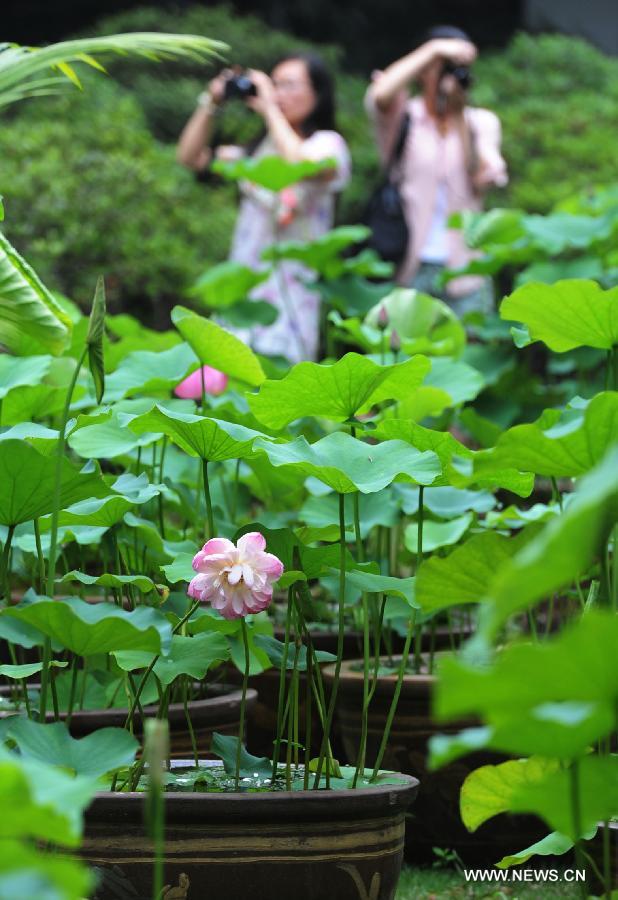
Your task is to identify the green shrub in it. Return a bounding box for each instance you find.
[474,32,618,212]
[0,79,236,322]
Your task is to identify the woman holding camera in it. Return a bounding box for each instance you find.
[178,54,350,362]
[365,26,507,315]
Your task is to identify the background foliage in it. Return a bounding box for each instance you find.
[1,5,617,317]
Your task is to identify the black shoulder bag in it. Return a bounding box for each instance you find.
[363,111,411,265]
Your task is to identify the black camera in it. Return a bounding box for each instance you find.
[223,73,257,102]
[441,60,473,90]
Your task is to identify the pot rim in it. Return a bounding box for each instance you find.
[87,763,419,823]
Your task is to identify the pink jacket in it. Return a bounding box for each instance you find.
[366,91,508,297]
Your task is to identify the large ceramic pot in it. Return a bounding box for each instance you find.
[325,659,547,865]
[82,764,419,900]
[0,684,256,759]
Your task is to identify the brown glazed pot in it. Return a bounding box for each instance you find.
[324,659,548,866]
[0,684,256,760]
[82,767,419,900]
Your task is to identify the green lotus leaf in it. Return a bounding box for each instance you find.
[212,154,333,191]
[114,632,229,685]
[0,439,110,526]
[483,502,561,530]
[1,596,172,656]
[190,261,270,309]
[435,610,618,723]
[0,750,97,848]
[249,352,430,428]
[474,391,618,478]
[0,422,59,455]
[404,512,473,554]
[103,341,198,401]
[161,552,194,585]
[0,354,51,401]
[0,661,67,679]
[523,211,617,255]
[459,757,561,833]
[0,231,72,356]
[254,431,440,494]
[480,445,618,637]
[0,383,68,426]
[416,529,536,614]
[210,732,273,778]
[0,718,138,779]
[0,839,93,899]
[431,701,614,766]
[464,756,618,841]
[253,634,336,672]
[67,409,161,459]
[332,567,418,608]
[395,485,496,519]
[129,404,263,460]
[57,571,161,595]
[501,280,618,351]
[496,829,597,869]
[262,226,370,278]
[364,288,466,357]
[321,275,393,319]
[373,419,533,497]
[299,489,400,540]
[171,306,265,386]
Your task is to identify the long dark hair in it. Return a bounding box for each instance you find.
[273,52,337,136]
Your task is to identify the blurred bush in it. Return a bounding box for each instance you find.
[0,78,236,323]
[474,32,618,212]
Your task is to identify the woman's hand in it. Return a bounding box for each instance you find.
[245,69,279,118]
[428,38,477,66]
[207,68,233,106]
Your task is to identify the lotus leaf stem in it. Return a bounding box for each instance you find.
[235,617,251,790]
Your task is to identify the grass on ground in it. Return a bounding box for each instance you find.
[395,866,582,899]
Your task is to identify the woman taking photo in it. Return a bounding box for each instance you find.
[178,53,350,362]
[365,26,507,316]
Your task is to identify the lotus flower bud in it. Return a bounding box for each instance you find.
[377,305,389,330]
[389,328,401,353]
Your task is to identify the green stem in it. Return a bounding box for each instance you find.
[33,519,46,596]
[183,677,199,768]
[0,523,15,601]
[235,618,251,791]
[313,492,347,790]
[370,612,416,781]
[272,587,294,778]
[65,658,79,726]
[569,760,586,897]
[304,637,313,790]
[47,345,87,598]
[201,459,215,540]
[413,487,425,673]
[231,458,241,525]
[352,490,371,788]
[123,598,201,730]
[39,638,52,720]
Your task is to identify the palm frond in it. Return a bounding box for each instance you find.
[0,33,228,108]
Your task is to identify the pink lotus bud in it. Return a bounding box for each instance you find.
[389,328,401,353]
[377,305,389,330]
[174,365,228,400]
[188,533,284,620]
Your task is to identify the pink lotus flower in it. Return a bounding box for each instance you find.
[187,533,284,620]
[174,365,228,400]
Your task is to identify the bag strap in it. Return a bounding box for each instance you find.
[386,110,411,177]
